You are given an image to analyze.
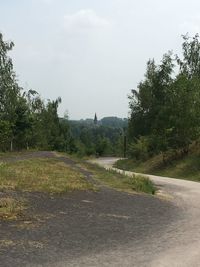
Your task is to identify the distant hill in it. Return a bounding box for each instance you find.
[69,116,128,128]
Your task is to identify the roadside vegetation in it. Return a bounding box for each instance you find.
[81,162,156,194]
[115,147,200,182]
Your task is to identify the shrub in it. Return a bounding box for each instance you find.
[128,137,149,160]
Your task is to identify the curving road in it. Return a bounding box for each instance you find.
[90,157,200,267]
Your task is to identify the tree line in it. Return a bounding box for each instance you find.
[69,121,126,157]
[128,34,200,161]
[0,32,74,152]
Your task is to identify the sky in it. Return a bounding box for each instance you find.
[1,0,200,119]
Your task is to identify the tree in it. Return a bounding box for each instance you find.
[128,52,174,156]
[0,32,71,152]
[167,74,200,153]
[0,120,12,151]
[0,33,22,150]
[177,34,200,78]
[128,34,200,160]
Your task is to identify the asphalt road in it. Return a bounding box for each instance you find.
[91,157,200,267]
[0,153,196,267]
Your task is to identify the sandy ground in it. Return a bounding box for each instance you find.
[90,157,200,267]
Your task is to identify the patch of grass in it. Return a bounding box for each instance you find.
[0,197,24,220]
[114,156,163,173]
[130,174,156,194]
[82,162,156,194]
[115,155,200,182]
[114,159,140,172]
[0,158,94,193]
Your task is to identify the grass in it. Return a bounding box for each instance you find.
[81,162,156,194]
[114,158,155,173]
[130,174,156,194]
[115,154,200,182]
[0,197,24,220]
[0,158,94,193]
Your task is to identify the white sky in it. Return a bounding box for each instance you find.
[1,0,200,119]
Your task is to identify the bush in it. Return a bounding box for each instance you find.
[128,137,149,160]
[75,141,87,157]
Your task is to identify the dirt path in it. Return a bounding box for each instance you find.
[92,157,200,267]
[0,153,184,266]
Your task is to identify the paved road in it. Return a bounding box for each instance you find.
[90,157,200,267]
[0,153,197,267]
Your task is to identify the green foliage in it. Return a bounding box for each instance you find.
[176,34,200,77]
[128,137,149,160]
[75,141,90,157]
[0,33,71,152]
[0,32,22,150]
[70,116,128,128]
[100,117,128,128]
[95,136,111,156]
[82,162,156,194]
[0,120,12,151]
[115,146,200,182]
[70,122,125,157]
[128,34,200,161]
[131,174,156,194]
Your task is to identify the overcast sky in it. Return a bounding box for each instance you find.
[1,0,200,119]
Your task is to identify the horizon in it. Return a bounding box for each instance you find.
[68,115,128,120]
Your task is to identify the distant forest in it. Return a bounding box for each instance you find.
[69,117,128,156]
[70,117,127,128]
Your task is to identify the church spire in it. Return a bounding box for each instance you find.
[94,113,98,125]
